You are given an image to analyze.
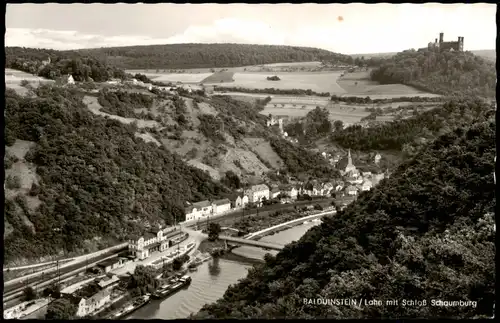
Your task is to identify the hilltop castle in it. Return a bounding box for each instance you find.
[419,32,464,52]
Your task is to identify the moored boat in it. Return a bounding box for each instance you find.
[110,294,151,319]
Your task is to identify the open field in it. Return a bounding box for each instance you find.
[151,72,213,83]
[6,68,54,95]
[126,61,324,75]
[207,72,345,93]
[260,99,421,125]
[201,71,235,83]
[337,70,440,98]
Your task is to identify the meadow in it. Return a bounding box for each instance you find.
[207,72,346,93]
[337,70,441,98]
[260,103,394,126]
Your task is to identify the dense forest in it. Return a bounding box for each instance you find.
[4,85,227,263]
[73,43,354,69]
[370,49,496,98]
[194,116,496,319]
[5,47,126,82]
[97,89,155,118]
[330,99,494,155]
[269,137,340,179]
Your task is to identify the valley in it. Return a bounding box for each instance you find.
[3,14,496,319]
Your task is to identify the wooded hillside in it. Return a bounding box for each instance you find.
[370,49,496,98]
[4,85,227,263]
[72,43,354,69]
[5,47,126,82]
[330,99,495,155]
[194,109,496,319]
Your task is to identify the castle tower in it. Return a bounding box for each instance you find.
[278,118,283,133]
[458,36,464,51]
[439,32,444,44]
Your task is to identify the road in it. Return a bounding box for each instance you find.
[185,198,335,230]
[245,209,335,239]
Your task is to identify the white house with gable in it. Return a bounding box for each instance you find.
[246,184,270,205]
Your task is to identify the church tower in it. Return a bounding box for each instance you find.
[345,149,357,174]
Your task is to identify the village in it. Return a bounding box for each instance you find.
[184,147,389,223]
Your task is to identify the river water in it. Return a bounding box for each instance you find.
[23,220,320,320]
[128,219,321,319]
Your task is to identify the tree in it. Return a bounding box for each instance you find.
[208,222,222,241]
[42,284,61,299]
[221,171,241,189]
[333,120,344,132]
[45,298,76,320]
[23,286,37,301]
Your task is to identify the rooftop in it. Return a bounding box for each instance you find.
[97,275,120,289]
[249,184,269,192]
[213,198,231,206]
[97,258,120,268]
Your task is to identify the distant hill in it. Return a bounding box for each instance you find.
[70,43,354,69]
[194,107,496,319]
[370,49,496,98]
[5,47,126,82]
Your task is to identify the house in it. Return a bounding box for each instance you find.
[361,179,373,191]
[245,184,270,204]
[234,195,243,208]
[301,182,314,196]
[74,288,111,317]
[335,183,344,192]
[322,182,334,195]
[313,184,324,196]
[232,193,249,209]
[362,171,372,178]
[372,173,385,186]
[96,258,123,273]
[56,74,75,85]
[345,185,358,196]
[279,185,299,200]
[212,198,231,215]
[347,176,363,185]
[270,187,281,199]
[374,153,381,164]
[128,225,169,260]
[185,200,213,221]
[97,275,120,290]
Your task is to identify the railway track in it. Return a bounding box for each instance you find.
[3,247,127,303]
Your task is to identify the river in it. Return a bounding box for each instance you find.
[128,219,321,319]
[23,220,320,320]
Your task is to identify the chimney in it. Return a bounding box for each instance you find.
[439,32,444,43]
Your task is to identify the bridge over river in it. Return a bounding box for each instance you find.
[190,209,336,251]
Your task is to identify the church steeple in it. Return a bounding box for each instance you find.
[347,149,353,167]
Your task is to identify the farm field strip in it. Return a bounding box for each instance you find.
[205,72,345,93]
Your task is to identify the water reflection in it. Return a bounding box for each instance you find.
[125,221,321,319]
[208,257,221,277]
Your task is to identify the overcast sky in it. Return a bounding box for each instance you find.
[5,3,497,54]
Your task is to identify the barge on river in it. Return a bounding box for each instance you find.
[109,294,151,319]
[151,275,192,300]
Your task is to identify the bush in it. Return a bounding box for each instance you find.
[5,175,22,189]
